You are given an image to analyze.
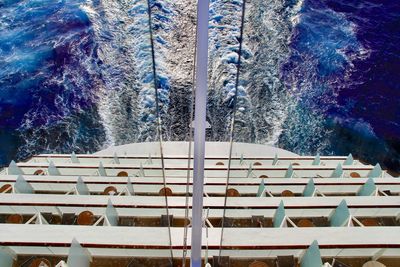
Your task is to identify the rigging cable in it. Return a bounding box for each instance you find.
[182,4,200,266]
[218,0,247,262]
[146,0,174,265]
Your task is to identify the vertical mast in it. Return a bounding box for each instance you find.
[191,0,210,266]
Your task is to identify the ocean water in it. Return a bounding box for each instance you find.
[0,0,399,173]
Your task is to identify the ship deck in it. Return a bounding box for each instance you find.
[0,142,399,267]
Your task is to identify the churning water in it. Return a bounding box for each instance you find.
[0,0,399,172]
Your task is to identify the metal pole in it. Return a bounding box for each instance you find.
[191,0,210,266]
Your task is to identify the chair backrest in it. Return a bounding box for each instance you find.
[257,179,266,197]
[284,164,294,178]
[14,175,34,194]
[368,164,382,178]
[303,179,316,197]
[8,160,23,175]
[357,178,376,196]
[330,164,343,178]
[76,177,89,195]
[273,201,286,228]
[127,177,135,195]
[0,247,14,267]
[343,154,353,165]
[98,162,107,176]
[330,200,350,227]
[312,154,320,166]
[105,199,119,226]
[67,239,91,267]
[48,161,60,176]
[71,152,80,163]
[300,240,323,267]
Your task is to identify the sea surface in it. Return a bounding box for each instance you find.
[0,0,399,173]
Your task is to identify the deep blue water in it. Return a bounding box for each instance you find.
[0,0,106,164]
[278,0,400,173]
[327,0,400,172]
[0,0,399,173]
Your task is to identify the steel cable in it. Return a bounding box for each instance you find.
[182,3,200,266]
[218,0,247,262]
[146,0,174,265]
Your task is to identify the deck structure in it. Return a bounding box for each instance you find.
[0,142,399,267]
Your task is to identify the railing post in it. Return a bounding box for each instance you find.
[191,0,210,266]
